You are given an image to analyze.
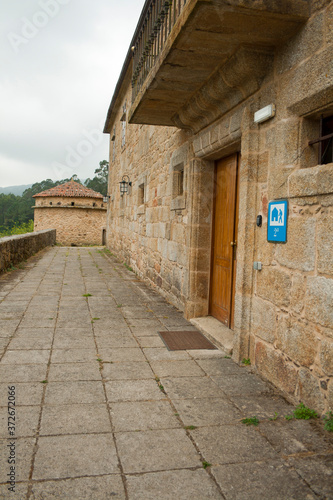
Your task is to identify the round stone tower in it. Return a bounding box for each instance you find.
[33,180,107,246]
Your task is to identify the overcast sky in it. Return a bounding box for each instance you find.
[0,0,144,187]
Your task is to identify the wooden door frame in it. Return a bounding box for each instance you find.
[209,152,240,329]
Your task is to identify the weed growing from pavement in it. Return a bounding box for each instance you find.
[83,293,92,297]
[270,412,279,421]
[6,264,17,272]
[202,461,212,469]
[324,411,333,432]
[124,262,134,272]
[241,416,259,426]
[285,402,319,421]
[185,425,197,430]
[242,358,251,365]
[155,376,165,393]
[224,356,231,359]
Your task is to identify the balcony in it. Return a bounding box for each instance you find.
[129,0,309,132]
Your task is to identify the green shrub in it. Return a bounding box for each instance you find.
[0,220,34,237]
[285,402,319,421]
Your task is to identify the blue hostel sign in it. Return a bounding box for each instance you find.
[267,200,288,243]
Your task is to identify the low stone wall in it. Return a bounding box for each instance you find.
[0,230,56,273]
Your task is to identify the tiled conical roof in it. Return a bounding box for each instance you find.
[33,180,103,199]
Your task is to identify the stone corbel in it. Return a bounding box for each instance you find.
[172,45,274,133]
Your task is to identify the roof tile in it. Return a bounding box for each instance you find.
[33,180,104,199]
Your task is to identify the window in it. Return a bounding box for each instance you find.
[171,163,186,211]
[309,114,333,165]
[71,202,75,206]
[172,164,184,198]
[111,126,116,162]
[120,102,127,148]
[138,183,145,206]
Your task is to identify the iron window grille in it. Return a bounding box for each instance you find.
[309,114,333,165]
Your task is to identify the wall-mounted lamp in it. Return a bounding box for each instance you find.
[119,175,132,196]
[103,196,111,203]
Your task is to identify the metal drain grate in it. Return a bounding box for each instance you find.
[158,330,217,351]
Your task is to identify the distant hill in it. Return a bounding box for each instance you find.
[0,184,33,196]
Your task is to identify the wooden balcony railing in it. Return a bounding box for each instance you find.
[131,0,188,103]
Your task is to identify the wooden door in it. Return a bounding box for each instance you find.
[210,154,239,328]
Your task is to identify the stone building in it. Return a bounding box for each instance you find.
[33,180,107,246]
[103,0,333,413]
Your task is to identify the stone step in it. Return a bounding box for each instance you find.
[190,315,234,355]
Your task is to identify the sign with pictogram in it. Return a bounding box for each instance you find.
[267,200,288,243]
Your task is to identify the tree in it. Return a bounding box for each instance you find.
[0,175,83,233]
[84,160,109,196]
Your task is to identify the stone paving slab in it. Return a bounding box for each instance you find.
[111,400,181,432]
[190,424,278,464]
[0,406,40,438]
[44,381,105,405]
[0,246,332,499]
[39,404,111,436]
[115,429,202,474]
[105,379,166,403]
[32,434,119,480]
[29,475,126,500]
[47,362,102,381]
[212,460,317,500]
[172,397,242,427]
[126,469,222,500]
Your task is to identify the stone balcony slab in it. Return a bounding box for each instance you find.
[127,0,309,132]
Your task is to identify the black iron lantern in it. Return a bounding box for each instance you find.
[119,175,132,196]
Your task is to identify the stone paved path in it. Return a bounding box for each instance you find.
[0,247,332,500]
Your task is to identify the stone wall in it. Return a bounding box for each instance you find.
[0,230,56,273]
[34,204,107,246]
[34,196,106,209]
[106,3,333,413]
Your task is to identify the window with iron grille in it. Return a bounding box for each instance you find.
[309,115,333,165]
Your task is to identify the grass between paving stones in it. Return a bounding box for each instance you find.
[285,402,319,421]
[83,293,92,297]
[324,411,333,432]
[102,248,116,258]
[241,416,260,426]
[123,262,134,272]
[184,425,197,430]
[155,376,165,393]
